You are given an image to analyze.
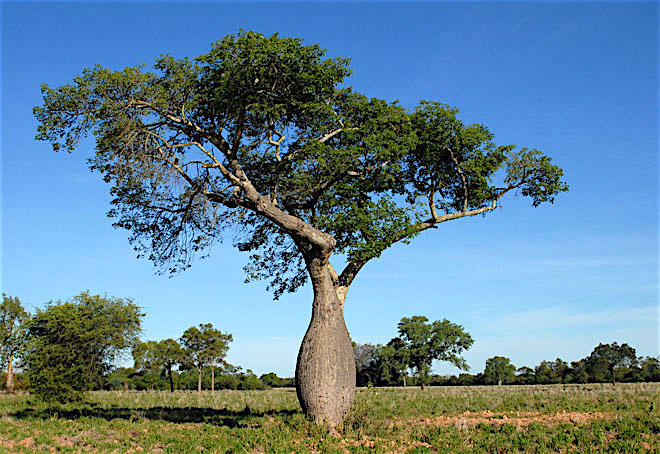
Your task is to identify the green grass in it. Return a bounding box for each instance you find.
[0,383,658,453]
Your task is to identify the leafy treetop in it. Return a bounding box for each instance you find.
[34,30,568,299]
[396,315,474,385]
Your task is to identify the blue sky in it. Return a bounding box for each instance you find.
[1,1,658,377]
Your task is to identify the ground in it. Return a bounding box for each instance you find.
[0,383,658,453]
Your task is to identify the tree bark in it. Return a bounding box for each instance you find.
[211,366,215,392]
[168,367,174,392]
[5,355,14,393]
[295,260,355,434]
[197,367,202,393]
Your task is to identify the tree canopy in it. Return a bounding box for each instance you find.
[179,323,232,392]
[133,338,184,392]
[586,342,637,384]
[396,316,473,388]
[483,356,516,385]
[23,292,142,402]
[34,30,568,300]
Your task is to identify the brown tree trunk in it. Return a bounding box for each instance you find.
[295,259,355,435]
[168,367,175,392]
[197,367,202,393]
[211,366,215,392]
[5,355,14,393]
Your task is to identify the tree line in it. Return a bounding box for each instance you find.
[3,292,657,403]
[0,292,293,401]
[354,341,659,388]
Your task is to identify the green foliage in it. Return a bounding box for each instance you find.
[586,342,638,384]
[483,356,516,385]
[0,294,29,370]
[260,372,294,388]
[33,31,568,299]
[396,315,474,387]
[23,292,142,402]
[133,339,184,392]
[179,323,232,390]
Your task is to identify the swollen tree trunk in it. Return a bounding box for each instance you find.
[5,355,15,393]
[295,261,356,434]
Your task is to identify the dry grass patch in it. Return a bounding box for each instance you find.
[406,409,612,429]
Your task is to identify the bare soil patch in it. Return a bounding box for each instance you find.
[408,410,611,429]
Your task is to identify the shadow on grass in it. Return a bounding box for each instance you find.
[10,406,300,428]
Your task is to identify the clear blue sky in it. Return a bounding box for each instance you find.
[2,1,658,377]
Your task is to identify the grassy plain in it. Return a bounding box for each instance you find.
[0,383,658,453]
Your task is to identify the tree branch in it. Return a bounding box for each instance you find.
[337,184,522,294]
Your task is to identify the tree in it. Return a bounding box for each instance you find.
[179,323,232,392]
[483,356,515,386]
[353,342,381,386]
[23,292,142,402]
[639,356,660,382]
[34,31,568,430]
[133,339,184,392]
[534,358,569,384]
[567,359,589,384]
[516,366,535,385]
[395,316,474,389]
[375,339,410,386]
[586,342,637,384]
[0,294,29,393]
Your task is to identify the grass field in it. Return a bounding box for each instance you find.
[1,383,658,453]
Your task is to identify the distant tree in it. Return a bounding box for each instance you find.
[483,356,515,385]
[516,366,535,385]
[586,343,637,384]
[105,367,138,391]
[567,359,589,384]
[396,316,473,390]
[23,292,142,402]
[260,372,284,388]
[534,358,569,384]
[0,294,29,393]
[639,356,660,382]
[237,369,267,390]
[34,30,568,430]
[353,343,381,386]
[375,338,410,386]
[133,339,184,392]
[180,323,232,392]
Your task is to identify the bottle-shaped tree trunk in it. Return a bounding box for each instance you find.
[295,262,355,434]
[5,355,14,393]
